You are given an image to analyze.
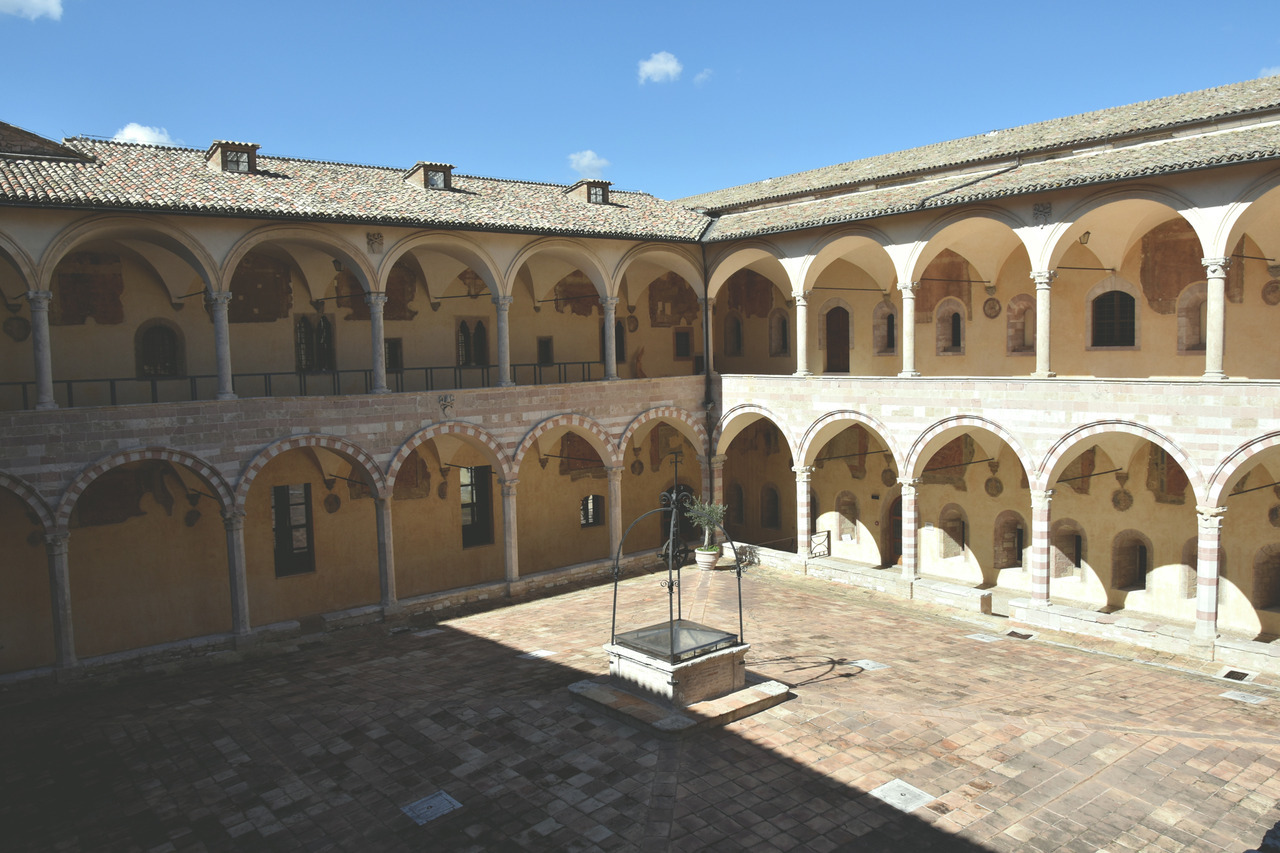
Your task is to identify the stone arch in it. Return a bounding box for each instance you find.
[1039,421,1206,501]
[1209,431,1280,505]
[705,240,790,302]
[1111,528,1154,591]
[617,407,709,460]
[220,224,377,296]
[235,434,387,508]
[798,409,904,474]
[389,421,514,484]
[613,243,705,299]
[379,231,504,297]
[906,415,1033,485]
[57,447,233,529]
[38,214,220,296]
[506,237,612,301]
[906,206,1029,285]
[1219,167,1280,258]
[992,508,1027,570]
[713,403,797,459]
[798,226,897,294]
[514,413,621,471]
[0,229,37,294]
[1044,186,1206,270]
[0,471,54,534]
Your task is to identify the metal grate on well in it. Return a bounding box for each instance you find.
[402,791,462,825]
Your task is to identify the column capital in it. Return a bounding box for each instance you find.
[499,478,519,497]
[896,281,918,296]
[492,294,514,308]
[205,290,234,307]
[222,509,247,531]
[1201,257,1231,278]
[1030,488,1054,509]
[710,453,728,469]
[601,296,619,310]
[897,476,920,495]
[605,465,624,481]
[1030,270,1057,289]
[1196,504,1227,528]
[792,465,814,482]
[364,291,389,308]
[44,531,69,553]
[24,289,52,307]
[793,292,808,307]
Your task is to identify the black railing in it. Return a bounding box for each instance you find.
[0,360,606,411]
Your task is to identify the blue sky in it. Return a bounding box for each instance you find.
[5,0,1280,200]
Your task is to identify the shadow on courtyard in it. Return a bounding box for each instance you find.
[0,616,1001,852]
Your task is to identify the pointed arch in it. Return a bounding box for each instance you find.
[1208,430,1280,506]
[378,231,504,298]
[713,403,798,459]
[0,470,54,534]
[506,237,612,301]
[798,409,905,474]
[905,415,1033,484]
[38,214,219,295]
[613,243,705,299]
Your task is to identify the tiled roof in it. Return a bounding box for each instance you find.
[0,138,709,242]
[679,77,1280,212]
[701,121,1280,241]
[0,120,90,162]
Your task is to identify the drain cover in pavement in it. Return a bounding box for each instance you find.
[519,649,556,659]
[402,791,462,824]
[1221,690,1267,705]
[868,779,934,813]
[966,633,1004,643]
[847,659,890,670]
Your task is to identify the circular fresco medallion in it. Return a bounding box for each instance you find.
[1269,505,1280,528]
[2,316,30,342]
[983,298,1002,319]
[323,494,341,514]
[626,315,639,333]
[1264,280,1280,306]
[1112,489,1133,512]
[881,468,897,487]
[630,459,644,476]
[437,482,449,499]
[984,477,1003,497]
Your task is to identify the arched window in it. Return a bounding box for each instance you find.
[136,321,183,378]
[456,322,472,366]
[993,510,1026,570]
[939,504,967,559]
[1176,282,1208,353]
[935,299,964,355]
[1112,530,1152,591]
[1092,290,1136,347]
[1051,519,1085,579]
[768,309,789,357]
[473,321,489,366]
[873,301,896,355]
[1006,294,1036,355]
[823,306,850,372]
[724,314,743,357]
[761,485,781,529]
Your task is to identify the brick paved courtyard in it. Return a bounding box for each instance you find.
[3,564,1280,852]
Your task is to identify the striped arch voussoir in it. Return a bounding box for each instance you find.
[906,416,1034,484]
[618,407,709,458]
[388,421,514,483]
[1039,421,1206,500]
[234,435,387,508]
[0,471,55,533]
[55,447,234,530]
[1208,431,1280,506]
[515,414,621,470]
[713,404,796,459]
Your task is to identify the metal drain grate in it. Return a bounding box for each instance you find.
[847,659,890,671]
[868,779,934,813]
[402,791,462,825]
[1006,631,1034,640]
[1220,690,1267,705]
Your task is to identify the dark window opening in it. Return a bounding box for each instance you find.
[537,336,555,365]
[949,311,962,350]
[674,328,692,360]
[886,313,896,352]
[272,484,315,577]
[1092,290,1136,347]
[762,485,781,529]
[138,323,182,378]
[385,338,404,374]
[580,494,604,527]
[460,465,494,547]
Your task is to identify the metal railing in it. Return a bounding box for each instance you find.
[0,359,606,411]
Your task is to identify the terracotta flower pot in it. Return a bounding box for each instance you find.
[695,546,720,571]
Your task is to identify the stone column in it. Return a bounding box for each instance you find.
[222,510,251,636]
[702,297,714,375]
[794,466,813,555]
[365,292,390,394]
[1031,270,1056,378]
[1029,489,1054,606]
[1194,505,1226,645]
[45,532,75,667]
[206,291,237,401]
[373,497,398,610]
[25,290,56,410]
[793,293,811,376]
[493,295,514,387]
[898,478,920,581]
[602,296,619,380]
[897,282,920,377]
[709,453,727,507]
[500,479,519,582]
[606,466,624,560]
[1202,257,1229,380]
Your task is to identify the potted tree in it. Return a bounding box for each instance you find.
[684,496,728,571]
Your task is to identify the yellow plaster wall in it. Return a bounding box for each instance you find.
[244,450,379,626]
[809,427,897,566]
[0,490,54,672]
[1219,471,1280,637]
[516,442,612,575]
[723,421,797,550]
[67,468,231,657]
[392,442,505,597]
[619,428,703,553]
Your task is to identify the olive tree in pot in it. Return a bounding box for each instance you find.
[684,496,728,571]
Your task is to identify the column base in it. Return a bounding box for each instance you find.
[498,381,516,388]
[216,392,238,401]
[897,370,920,378]
[371,387,391,395]
[1031,371,1056,379]
[35,400,59,410]
[793,370,813,377]
[1202,370,1227,381]
[1026,596,1050,608]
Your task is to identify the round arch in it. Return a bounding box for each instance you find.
[713,403,798,459]
[1043,186,1204,270]
[613,244,705,299]
[219,225,377,296]
[797,409,904,473]
[38,214,220,296]
[0,229,37,293]
[1218,166,1280,260]
[705,240,790,302]
[235,434,387,508]
[514,413,621,471]
[1208,430,1280,506]
[506,237,612,301]
[798,227,896,294]
[378,231,505,298]
[617,406,709,460]
[56,447,233,530]
[0,470,54,534]
[905,415,1034,484]
[389,421,514,484]
[1038,420,1206,501]
[906,206,1028,285]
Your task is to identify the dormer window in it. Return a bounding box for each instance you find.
[564,179,611,205]
[205,140,260,174]
[589,184,605,204]
[404,161,454,190]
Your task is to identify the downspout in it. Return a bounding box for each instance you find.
[916,158,1020,208]
[696,211,717,496]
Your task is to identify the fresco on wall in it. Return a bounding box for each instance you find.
[51,252,124,325]
[338,258,420,321]
[559,433,604,479]
[393,450,434,501]
[816,425,869,479]
[229,253,292,322]
[724,269,774,319]
[921,435,973,489]
[1059,447,1097,495]
[70,461,192,527]
[647,272,700,327]
[1140,222,1245,310]
[1146,445,1189,505]
[915,250,972,323]
[553,271,600,317]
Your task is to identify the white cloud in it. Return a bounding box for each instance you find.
[1261,66,1280,78]
[694,68,713,86]
[568,150,609,179]
[0,0,61,20]
[638,51,682,84]
[113,123,176,146]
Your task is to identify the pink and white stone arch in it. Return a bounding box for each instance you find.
[514,414,621,471]
[388,421,515,484]
[1037,420,1207,502]
[234,434,387,509]
[617,407,709,459]
[56,447,233,530]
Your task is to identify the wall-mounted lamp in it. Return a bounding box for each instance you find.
[1079,231,1091,245]
[332,259,343,272]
